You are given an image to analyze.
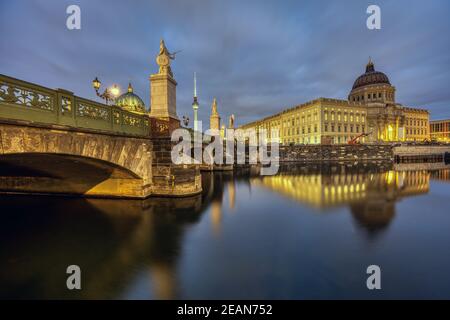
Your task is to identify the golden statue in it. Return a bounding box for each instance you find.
[156,39,180,77]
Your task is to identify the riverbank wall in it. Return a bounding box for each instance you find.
[279,144,394,162]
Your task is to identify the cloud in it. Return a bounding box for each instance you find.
[1,0,449,126]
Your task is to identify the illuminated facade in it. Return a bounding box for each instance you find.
[241,59,430,144]
[430,119,450,142]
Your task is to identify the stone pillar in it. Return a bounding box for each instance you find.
[149,40,180,137]
[149,73,180,136]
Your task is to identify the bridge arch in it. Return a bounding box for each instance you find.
[0,123,153,198]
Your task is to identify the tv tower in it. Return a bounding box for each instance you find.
[192,72,199,132]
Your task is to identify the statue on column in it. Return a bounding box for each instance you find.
[156,39,180,77]
[229,114,235,129]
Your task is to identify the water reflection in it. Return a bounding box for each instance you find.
[251,163,432,235]
[0,196,204,299]
[1,162,450,299]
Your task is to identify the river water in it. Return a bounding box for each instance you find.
[1,162,450,299]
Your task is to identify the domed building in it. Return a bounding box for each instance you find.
[241,58,430,145]
[348,58,429,143]
[348,58,395,104]
[115,83,147,114]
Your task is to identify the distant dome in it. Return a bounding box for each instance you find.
[115,83,146,113]
[352,58,391,90]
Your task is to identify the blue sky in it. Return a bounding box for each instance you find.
[1,0,449,126]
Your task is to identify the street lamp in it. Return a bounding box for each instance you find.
[92,77,120,105]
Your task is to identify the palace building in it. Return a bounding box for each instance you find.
[430,119,450,142]
[240,59,430,144]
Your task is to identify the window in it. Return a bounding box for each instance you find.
[350,114,354,122]
[331,112,335,121]
[338,125,341,132]
[314,125,318,133]
[350,125,354,133]
[324,112,328,121]
[344,125,347,133]
[331,125,335,132]
[337,112,341,121]
[325,124,328,132]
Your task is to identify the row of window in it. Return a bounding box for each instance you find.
[325,124,365,134]
[430,122,450,132]
[406,128,428,136]
[282,136,364,145]
[406,118,428,127]
[324,111,365,123]
[350,92,394,102]
[265,122,368,137]
[283,113,318,127]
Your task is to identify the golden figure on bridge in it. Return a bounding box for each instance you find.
[156,39,180,77]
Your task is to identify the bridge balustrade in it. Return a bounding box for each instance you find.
[0,74,150,137]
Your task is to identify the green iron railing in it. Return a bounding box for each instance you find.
[0,74,150,137]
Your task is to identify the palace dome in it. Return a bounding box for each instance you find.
[352,58,391,90]
[115,83,146,113]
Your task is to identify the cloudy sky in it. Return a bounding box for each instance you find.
[1,0,449,126]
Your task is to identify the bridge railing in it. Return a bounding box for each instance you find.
[0,74,150,137]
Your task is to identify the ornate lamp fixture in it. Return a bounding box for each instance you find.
[92,77,120,105]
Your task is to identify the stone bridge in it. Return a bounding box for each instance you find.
[0,74,201,198]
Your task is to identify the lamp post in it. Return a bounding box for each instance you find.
[92,77,120,105]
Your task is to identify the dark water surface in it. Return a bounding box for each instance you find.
[1,163,450,299]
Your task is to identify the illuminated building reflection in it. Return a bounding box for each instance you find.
[250,164,433,234]
[253,167,429,208]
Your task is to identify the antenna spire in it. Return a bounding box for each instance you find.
[194,72,197,98]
